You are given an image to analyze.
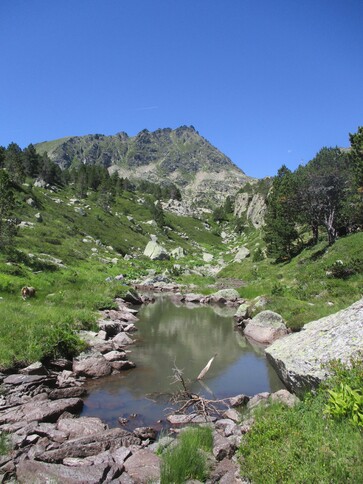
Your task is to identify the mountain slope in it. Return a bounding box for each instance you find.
[35,126,252,207]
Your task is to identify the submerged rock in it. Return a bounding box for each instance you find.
[266,298,363,394]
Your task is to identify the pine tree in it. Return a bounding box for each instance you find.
[264,166,298,260]
[0,171,17,249]
[5,143,25,184]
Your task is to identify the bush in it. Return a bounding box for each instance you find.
[324,383,363,428]
[252,247,264,262]
[325,258,362,279]
[323,355,363,428]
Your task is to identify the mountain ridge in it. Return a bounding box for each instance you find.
[35,126,253,207]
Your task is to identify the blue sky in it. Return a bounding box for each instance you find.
[1,0,362,178]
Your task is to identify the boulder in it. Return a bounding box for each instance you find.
[234,303,251,321]
[26,197,36,207]
[171,247,186,259]
[212,289,240,302]
[19,362,47,375]
[0,398,83,425]
[209,457,242,484]
[72,353,112,378]
[56,417,108,439]
[124,449,160,484]
[143,241,170,260]
[203,253,214,262]
[112,333,134,348]
[48,387,87,400]
[16,459,111,483]
[234,246,250,262]
[103,350,127,362]
[74,207,86,216]
[244,310,287,344]
[266,298,363,394]
[270,389,300,407]
[124,289,143,305]
[37,428,141,462]
[213,431,235,461]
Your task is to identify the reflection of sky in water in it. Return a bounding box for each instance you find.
[82,297,285,428]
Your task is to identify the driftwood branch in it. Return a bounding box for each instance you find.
[168,361,230,420]
[197,353,217,380]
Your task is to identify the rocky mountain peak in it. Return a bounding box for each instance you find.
[35,126,253,208]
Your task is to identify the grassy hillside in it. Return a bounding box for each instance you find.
[0,176,362,368]
[218,229,363,329]
[0,181,223,368]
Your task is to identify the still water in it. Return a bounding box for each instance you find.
[82,297,284,428]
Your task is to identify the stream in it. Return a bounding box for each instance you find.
[81,296,285,429]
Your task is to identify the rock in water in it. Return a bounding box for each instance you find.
[265,298,363,394]
[244,310,287,344]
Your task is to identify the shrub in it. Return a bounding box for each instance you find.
[324,383,363,428]
[252,247,264,262]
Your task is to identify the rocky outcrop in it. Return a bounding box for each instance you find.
[266,298,363,394]
[234,178,271,228]
[243,310,288,344]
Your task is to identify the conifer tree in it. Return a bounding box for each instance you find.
[264,165,298,260]
[0,170,17,249]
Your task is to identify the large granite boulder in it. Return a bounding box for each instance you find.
[243,310,287,344]
[72,352,112,378]
[212,289,240,302]
[266,298,363,394]
[234,303,251,321]
[124,449,160,483]
[171,247,186,259]
[143,241,170,260]
[234,246,250,262]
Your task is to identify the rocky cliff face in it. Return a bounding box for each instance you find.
[233,178,272,228]
[35,126,251,207]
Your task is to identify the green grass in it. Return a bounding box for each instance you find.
[239,359,363,483]
[219,232,363,329]
[0,180,223,368]
[160,426,213,484]
[0,432,9,455]
[0,261,132,368]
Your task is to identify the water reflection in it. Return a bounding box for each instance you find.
[82,297,284,427]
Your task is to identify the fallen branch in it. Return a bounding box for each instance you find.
[168,362,230,420]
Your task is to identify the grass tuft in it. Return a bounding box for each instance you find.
[160,426,213,484]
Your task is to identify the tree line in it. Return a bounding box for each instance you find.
[0,142,183,245]
[0,142,182,203]
[264,127,363,260]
